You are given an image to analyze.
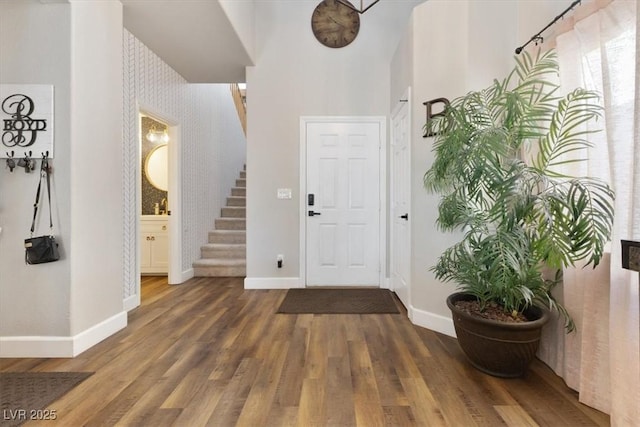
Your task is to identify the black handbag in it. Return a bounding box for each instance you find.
[25,157,60,264]
[25,235,59,264]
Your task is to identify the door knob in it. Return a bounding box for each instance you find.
[308,210,322,216]
[399,213,409,220]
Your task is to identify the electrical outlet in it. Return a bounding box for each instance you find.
[277,254,283,268]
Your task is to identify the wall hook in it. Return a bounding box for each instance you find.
[6,151,16,172]
[41,151,50,172]
[18,151,36,173]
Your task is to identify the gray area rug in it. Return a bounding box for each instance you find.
[0,371,93,427]
[277,288,400,314]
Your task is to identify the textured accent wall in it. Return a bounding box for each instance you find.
[123,29,246,300]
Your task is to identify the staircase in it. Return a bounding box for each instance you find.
[193,167,246,277]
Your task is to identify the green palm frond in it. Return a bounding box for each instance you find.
[423,50,615,332]
[534,88,602,175]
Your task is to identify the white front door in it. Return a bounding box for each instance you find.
[305,120,381,286]
[390,93,411,307]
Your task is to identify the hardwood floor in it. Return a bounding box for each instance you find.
[1,277,609,426]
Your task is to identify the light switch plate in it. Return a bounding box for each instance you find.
[277,188,292,199]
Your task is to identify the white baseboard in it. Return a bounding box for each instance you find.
[123,294,139,311]
[409,305,456,338]
[181,268,194,282]
[73,311,127,356]
[380,278,391,289]
[169,267,193,285]
[244,277,303,289]
[0,311,127,358]
[0,336,71,358]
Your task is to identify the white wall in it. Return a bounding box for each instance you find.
[409,0,472,331]
[0,0,72,337]
[0,0,126,356]
[246,0,421,286]
[69,1,124,335]
[390,13,413,111]
[219,0,256,63]
[467,1,518,89]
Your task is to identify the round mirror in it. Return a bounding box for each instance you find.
[144,144,168,191]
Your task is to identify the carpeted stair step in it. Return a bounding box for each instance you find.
[201,243,246,259]
[193,259,246,277]
[208,230,246,244]
[226,196,246,207]
[215,217,245,230]
[239,170,246,179]
[236,178,246,188]
[231,187,245,197]
[221,206,246,218]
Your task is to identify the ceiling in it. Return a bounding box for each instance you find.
[120,0,424,84]
[121,0,253,83]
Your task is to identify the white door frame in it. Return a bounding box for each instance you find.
[137,103,183,294]
[299,116,387,288]
[390,88,412,308]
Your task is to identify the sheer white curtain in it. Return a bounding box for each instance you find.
[537,1,639,425]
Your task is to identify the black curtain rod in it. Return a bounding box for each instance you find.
[515,0,582,54]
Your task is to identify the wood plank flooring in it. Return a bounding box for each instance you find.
[0,277,610,426]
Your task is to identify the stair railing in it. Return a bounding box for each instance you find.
[230,83,247,136]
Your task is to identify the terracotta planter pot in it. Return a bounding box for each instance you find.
[446,292,550,378]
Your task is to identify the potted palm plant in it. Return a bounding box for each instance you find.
[423,50,615,377]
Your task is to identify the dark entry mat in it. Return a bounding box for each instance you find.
[277,288,400,314]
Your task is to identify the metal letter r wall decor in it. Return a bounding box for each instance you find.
[423,97,450,138]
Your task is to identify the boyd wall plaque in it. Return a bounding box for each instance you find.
[1,84,54,158]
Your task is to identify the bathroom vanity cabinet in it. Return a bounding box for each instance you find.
[141,215,168,274]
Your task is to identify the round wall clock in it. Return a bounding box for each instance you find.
[311,0,360,49]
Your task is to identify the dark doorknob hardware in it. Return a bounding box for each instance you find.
[308,211,322,216]
[399,213,409,220]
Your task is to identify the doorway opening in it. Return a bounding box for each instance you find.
[140,115,170,277]
[135,108,182,307]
